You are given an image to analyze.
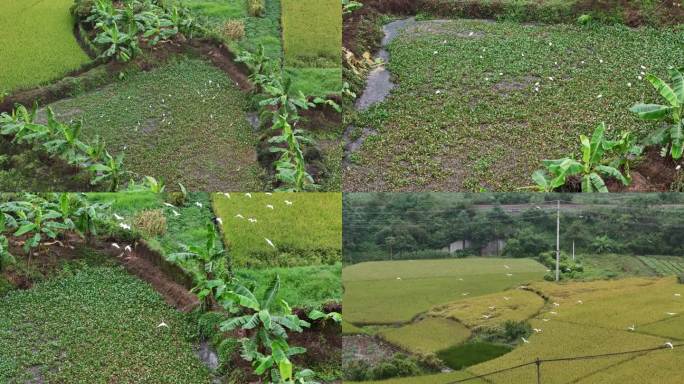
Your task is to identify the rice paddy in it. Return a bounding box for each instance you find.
[0,0,90,94]
[378,317,471,354]
[211,192,342,268]
[342,258,548,324]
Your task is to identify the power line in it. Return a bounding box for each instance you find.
[449,342,684,383]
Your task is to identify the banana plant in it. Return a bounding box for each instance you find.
[630,66,684,159]
[86,0,119,28]
[532,123,629,192]
[342,0,363,14]
[268,114,317,192]
[95,23,139,62]
[13,203,68,268]
[89,151,127,192]
[606,130,643,182]
[144,176,166,193]
[0,215,15,272]
[84,135,107,165]
[0,104,51,145]
[42,108,88,165]
[168,223,226,307]
[236,45,277,92]
[218,275,311,384]
[260,77,315,123]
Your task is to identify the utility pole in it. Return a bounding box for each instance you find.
[572,240,575,261]
[556,200,560,282]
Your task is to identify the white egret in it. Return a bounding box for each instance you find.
[114,213,124,221]
[195,202,203,208]
[111,243,120,249]
[119,223,131,230]
[266,205,274,210]
[265,238,275,248]
[124,245,132,253]
[522,337,529,344]
[245,193,252,198]
[157,321,169,329]
[665,342,674,349]
[285,200,293,206]
[235,214,244,219]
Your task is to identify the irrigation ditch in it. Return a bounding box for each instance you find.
[342,3,684,192]
[2,229,341,379]
[1,17,341,191]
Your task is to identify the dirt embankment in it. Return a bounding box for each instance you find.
[2,233,199,311]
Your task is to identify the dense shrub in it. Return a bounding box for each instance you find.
[343,354,423,381]
[474,320,532,345]
[503,228,551,258]
[538,251,584,280]
[678,274,684,284]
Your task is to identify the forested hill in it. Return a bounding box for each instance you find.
[343,193,684,264]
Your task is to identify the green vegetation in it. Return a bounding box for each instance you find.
[379,317,471,354]
[212,192,342,268]
[0,0,90,94]
[418,0,682,26]
[0,264,211,382]
[344,19,682,191]
[237,263,342,309]
[187,0,341,97]
[533,122,633,192]
[281,0,341,67]
[0,192,342,383]
[344,193,684,265]
[343,258,547,324]
[437,342,512,370]
[81,0,200,63]
[630,67,684,160]
[637,255,684,275]
[343,194,684,383]
[1,104,130,192]
[45,57,264,190]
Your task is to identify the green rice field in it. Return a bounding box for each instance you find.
[0,0,90,94]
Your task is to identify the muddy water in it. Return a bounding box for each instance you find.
[343,125,378,166]
[354,17,418,111]
[197,340,219,371]
[347,17,421,162]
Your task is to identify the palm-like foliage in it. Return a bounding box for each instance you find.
[219,275,312,383]
[260,77,314,123]
[0,215,15,272]
[533,123,630,192]
[630,66,684,159]
[42,108,89,165]
[269,114,317,192]
[168,223,226,307]
[89,151,128,192]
